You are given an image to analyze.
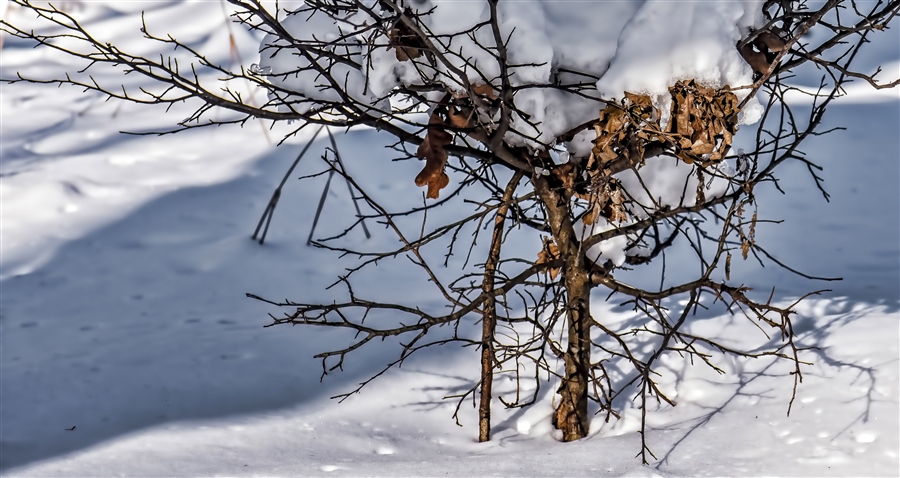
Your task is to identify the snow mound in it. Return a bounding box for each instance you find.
[260,0,765,148]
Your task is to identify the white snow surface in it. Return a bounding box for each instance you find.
[595,1,762,99]
[2,1,899,477]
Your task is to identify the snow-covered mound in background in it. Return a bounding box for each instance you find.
[260,0,764,147]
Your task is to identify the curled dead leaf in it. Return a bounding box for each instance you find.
[591,94,658,169]
[389,27,424,62]
[726,252,732,281]
[756,30,788,53]
[738,41,771,75]
[536,238,560,280]
[750,211,757,244]
[470,82,498,101]
[582,205,599,225]
[415,111,453,199]
[553,162,576,191]
[584,178,628,224]
[388,10,428,62]
[412,84,498,199]
[695,169,706,205]
[603,183,628,223]
[446,104,475,129]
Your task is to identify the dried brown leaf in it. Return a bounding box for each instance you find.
[726,252,732,281]
[553,162,576,191]
[738,42,770,75]
[695,169,706,205]
[471,82,498,100]
[756,30,787,52]
[446,105,474,128]
[596,179,628,223]
[691,140,715,155]
[750,211,758,244]
[415,112,453,199]
[537,239,560,280]
[583,204,599,225]
[666,80,739,165]
[389,28,423,61]
[676,91,693,137]
[625,91,653,109]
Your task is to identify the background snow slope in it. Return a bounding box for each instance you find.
[1,1,898,476]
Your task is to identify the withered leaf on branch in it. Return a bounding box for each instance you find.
[413,84,496,199]
[695,169,707,205]
[750,211,758,245]
[600,179,628,223]
[624,91,654,110]
[448,83,499,128]
[446,104,475,129]
[415,112,452,199]
[726,252,732,281]
[579,178,628,225]
[592,113,623,163]
[553,162,577,192]
[389,28,422,61]
[738,24,791,78]
[738,42,771,75]
[756,30,788,52]
[416,83,497,199]
[454,82,499,103]
[580,192,600,226]
[388,11,427,62]
[667,80,738,165]
[536,238,561,280]
[590,92,659,168]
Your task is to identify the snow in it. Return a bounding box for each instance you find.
[595,1,762,100]
[262,0,763,149]
[1,1,899,476]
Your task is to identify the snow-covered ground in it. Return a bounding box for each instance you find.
[1,2,898,476]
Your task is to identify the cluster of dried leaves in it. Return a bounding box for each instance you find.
[573,176,628,227]
[401,14,781,201]
[667,80,740,164]
[590,91,661,168]
[590,80,739,170]
[568,79,740,231]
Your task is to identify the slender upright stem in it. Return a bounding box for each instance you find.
[479,170,523,442]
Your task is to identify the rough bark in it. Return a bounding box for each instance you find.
[479,171,523,442]
[534,175,591,441]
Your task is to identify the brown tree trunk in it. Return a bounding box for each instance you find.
[479,171,523,442]
[534,175,591,441]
